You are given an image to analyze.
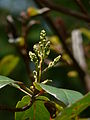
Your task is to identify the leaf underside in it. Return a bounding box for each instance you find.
[0,75,15,89]
[38,83,83,105]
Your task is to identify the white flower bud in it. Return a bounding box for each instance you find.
[54,55,61,64]
[48,55,61,68]
[33,70,37,82]
[29,51,38,65]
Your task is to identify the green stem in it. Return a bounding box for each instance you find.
[18,88,32,97]
[42,66,50,75]
[15,81,33,95]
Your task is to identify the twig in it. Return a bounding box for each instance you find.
[74,0,88,15]
[15,81,33,95]
[37,0,90,22]
[0,89,37,112]
[6,15,18,39]
[35,7,50,15]
[47,17,90,91]
[19,17,35,82]
[34,0,90,92]
[6,15,34,83]
[27,20,40,33]
[0,101,32,112]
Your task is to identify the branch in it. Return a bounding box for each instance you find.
[37,0,90,22]
[0,90,37,112]
[34,0,90,92]
[0,102,32,112]
[6,15,34,83]
[6,15,18,39]
[18,18,35,83]
[35,7,50,15]
[74,0,88,15]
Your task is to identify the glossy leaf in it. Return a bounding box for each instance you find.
[0,55,19,76]
[36,83,83,105]
[15,95,50,120]
[0,75,16,89]
[0,75,32,96]
[56,92,90,120]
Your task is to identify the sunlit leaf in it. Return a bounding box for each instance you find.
[0,55,19,76]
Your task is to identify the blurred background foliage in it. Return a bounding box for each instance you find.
[0,0,90,119]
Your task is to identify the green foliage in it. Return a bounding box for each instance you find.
[15,95,50,120]
[55,92,90,120]
[0,0,90,119]
[0,30,90,120]
[0,75,32,96]
[35,83,83,106]
[0,75,17,89]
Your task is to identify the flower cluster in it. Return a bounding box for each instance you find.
[39,30,50,59]
[29,30,61,82]
[29,51,38,67]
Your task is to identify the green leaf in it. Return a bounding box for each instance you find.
[55,92,90,120]
[0,75,33,96]
[15,95,50,120]
[0,75,16,89]
[36,83,83,105]
[33,82,42,91]
[0,55,19,76]
[36,95,50,101]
